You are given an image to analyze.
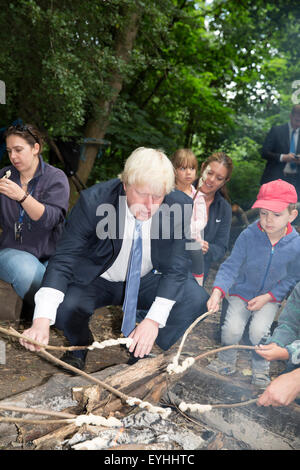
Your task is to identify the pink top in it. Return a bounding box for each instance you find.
[190,185,207,241]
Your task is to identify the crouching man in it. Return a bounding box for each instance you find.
[20,147,209,370]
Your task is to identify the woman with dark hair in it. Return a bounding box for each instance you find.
[0,124,69,308]
[195,151,233,280]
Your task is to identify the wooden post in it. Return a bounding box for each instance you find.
[0,280,23,321]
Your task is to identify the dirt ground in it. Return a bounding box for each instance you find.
[0,261,284,402]
[0,305,130,400]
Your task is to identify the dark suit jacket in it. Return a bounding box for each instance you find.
[203,191,232,278]
[261,123,300,184]
[42,178,193,304]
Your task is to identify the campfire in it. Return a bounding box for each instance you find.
[0,315,299,451]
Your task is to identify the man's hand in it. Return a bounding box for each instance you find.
[19,318,51,352]
[247,293,272,311]
[282,152,297,162]
[257,369,300,407]
[255,342,289,361]
[128,318,159,358]
[207,288,222,313]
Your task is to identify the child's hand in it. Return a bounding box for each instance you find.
[207,288,222,313]
[255,343,289,361]
[201,240,209,254]
[247,293,272,311]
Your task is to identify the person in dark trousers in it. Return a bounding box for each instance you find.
[261,105,300,197]
[20,147,209,370]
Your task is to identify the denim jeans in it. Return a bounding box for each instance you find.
[0,248,47,303]
[219,295,280,373]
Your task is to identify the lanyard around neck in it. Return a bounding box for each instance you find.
[18,178,37,223]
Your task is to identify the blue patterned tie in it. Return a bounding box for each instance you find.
[290,129,296,171]
[121,219,143,336]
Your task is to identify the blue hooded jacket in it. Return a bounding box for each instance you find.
[214,220,300,302]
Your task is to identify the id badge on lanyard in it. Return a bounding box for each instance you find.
[14,220,23,243]
[14,180,36,243]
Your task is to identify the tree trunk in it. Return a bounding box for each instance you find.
[69,9,141,207]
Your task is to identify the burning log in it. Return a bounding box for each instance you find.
[22,354,172,449]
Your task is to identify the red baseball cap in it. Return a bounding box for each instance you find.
[251,179,297,212]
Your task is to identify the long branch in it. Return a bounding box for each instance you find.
[195,344,257,361]
[3,327,169,417]
[0,417,73,425]
[40,349,130,403]
[0,403,76,419]
[173,310,214,362]
[0,326,88,351]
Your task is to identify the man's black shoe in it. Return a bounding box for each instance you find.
[59,351,86,374]
[58,328,94,374]
[127,352,156,365]
[87,328,94,346]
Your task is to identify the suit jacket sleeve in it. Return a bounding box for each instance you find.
[213,230,247,294]
[42,187,101,293]
[262,125,286,162]
[153,193,193,304]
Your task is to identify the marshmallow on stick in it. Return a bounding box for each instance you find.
[2,170,11,179]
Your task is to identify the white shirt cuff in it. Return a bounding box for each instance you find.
[146,296,175,328]
[33,287,65,326]
[280,154,284,162]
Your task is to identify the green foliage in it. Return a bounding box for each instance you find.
[209,114,265,209]
[1,0,300,207]
[228,158,264,210]
[0,0,140,135]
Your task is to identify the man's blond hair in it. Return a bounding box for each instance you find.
[119,147,175,195]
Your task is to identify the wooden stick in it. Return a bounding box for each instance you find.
[211,398,257,409]
[0,326,90,351]
[173,310,214,362]
[1,326,131,353]
[0,417,72,425]
[6,327,135,415]
[0,403,76,419]
[195,344,257,361]
[40,349,130,404]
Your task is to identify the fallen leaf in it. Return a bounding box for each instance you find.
[241,368,252,376]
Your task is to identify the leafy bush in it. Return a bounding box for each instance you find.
[228,159,264,210]
[222,132,265,209]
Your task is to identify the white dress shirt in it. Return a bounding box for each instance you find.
[33,202,175,328]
